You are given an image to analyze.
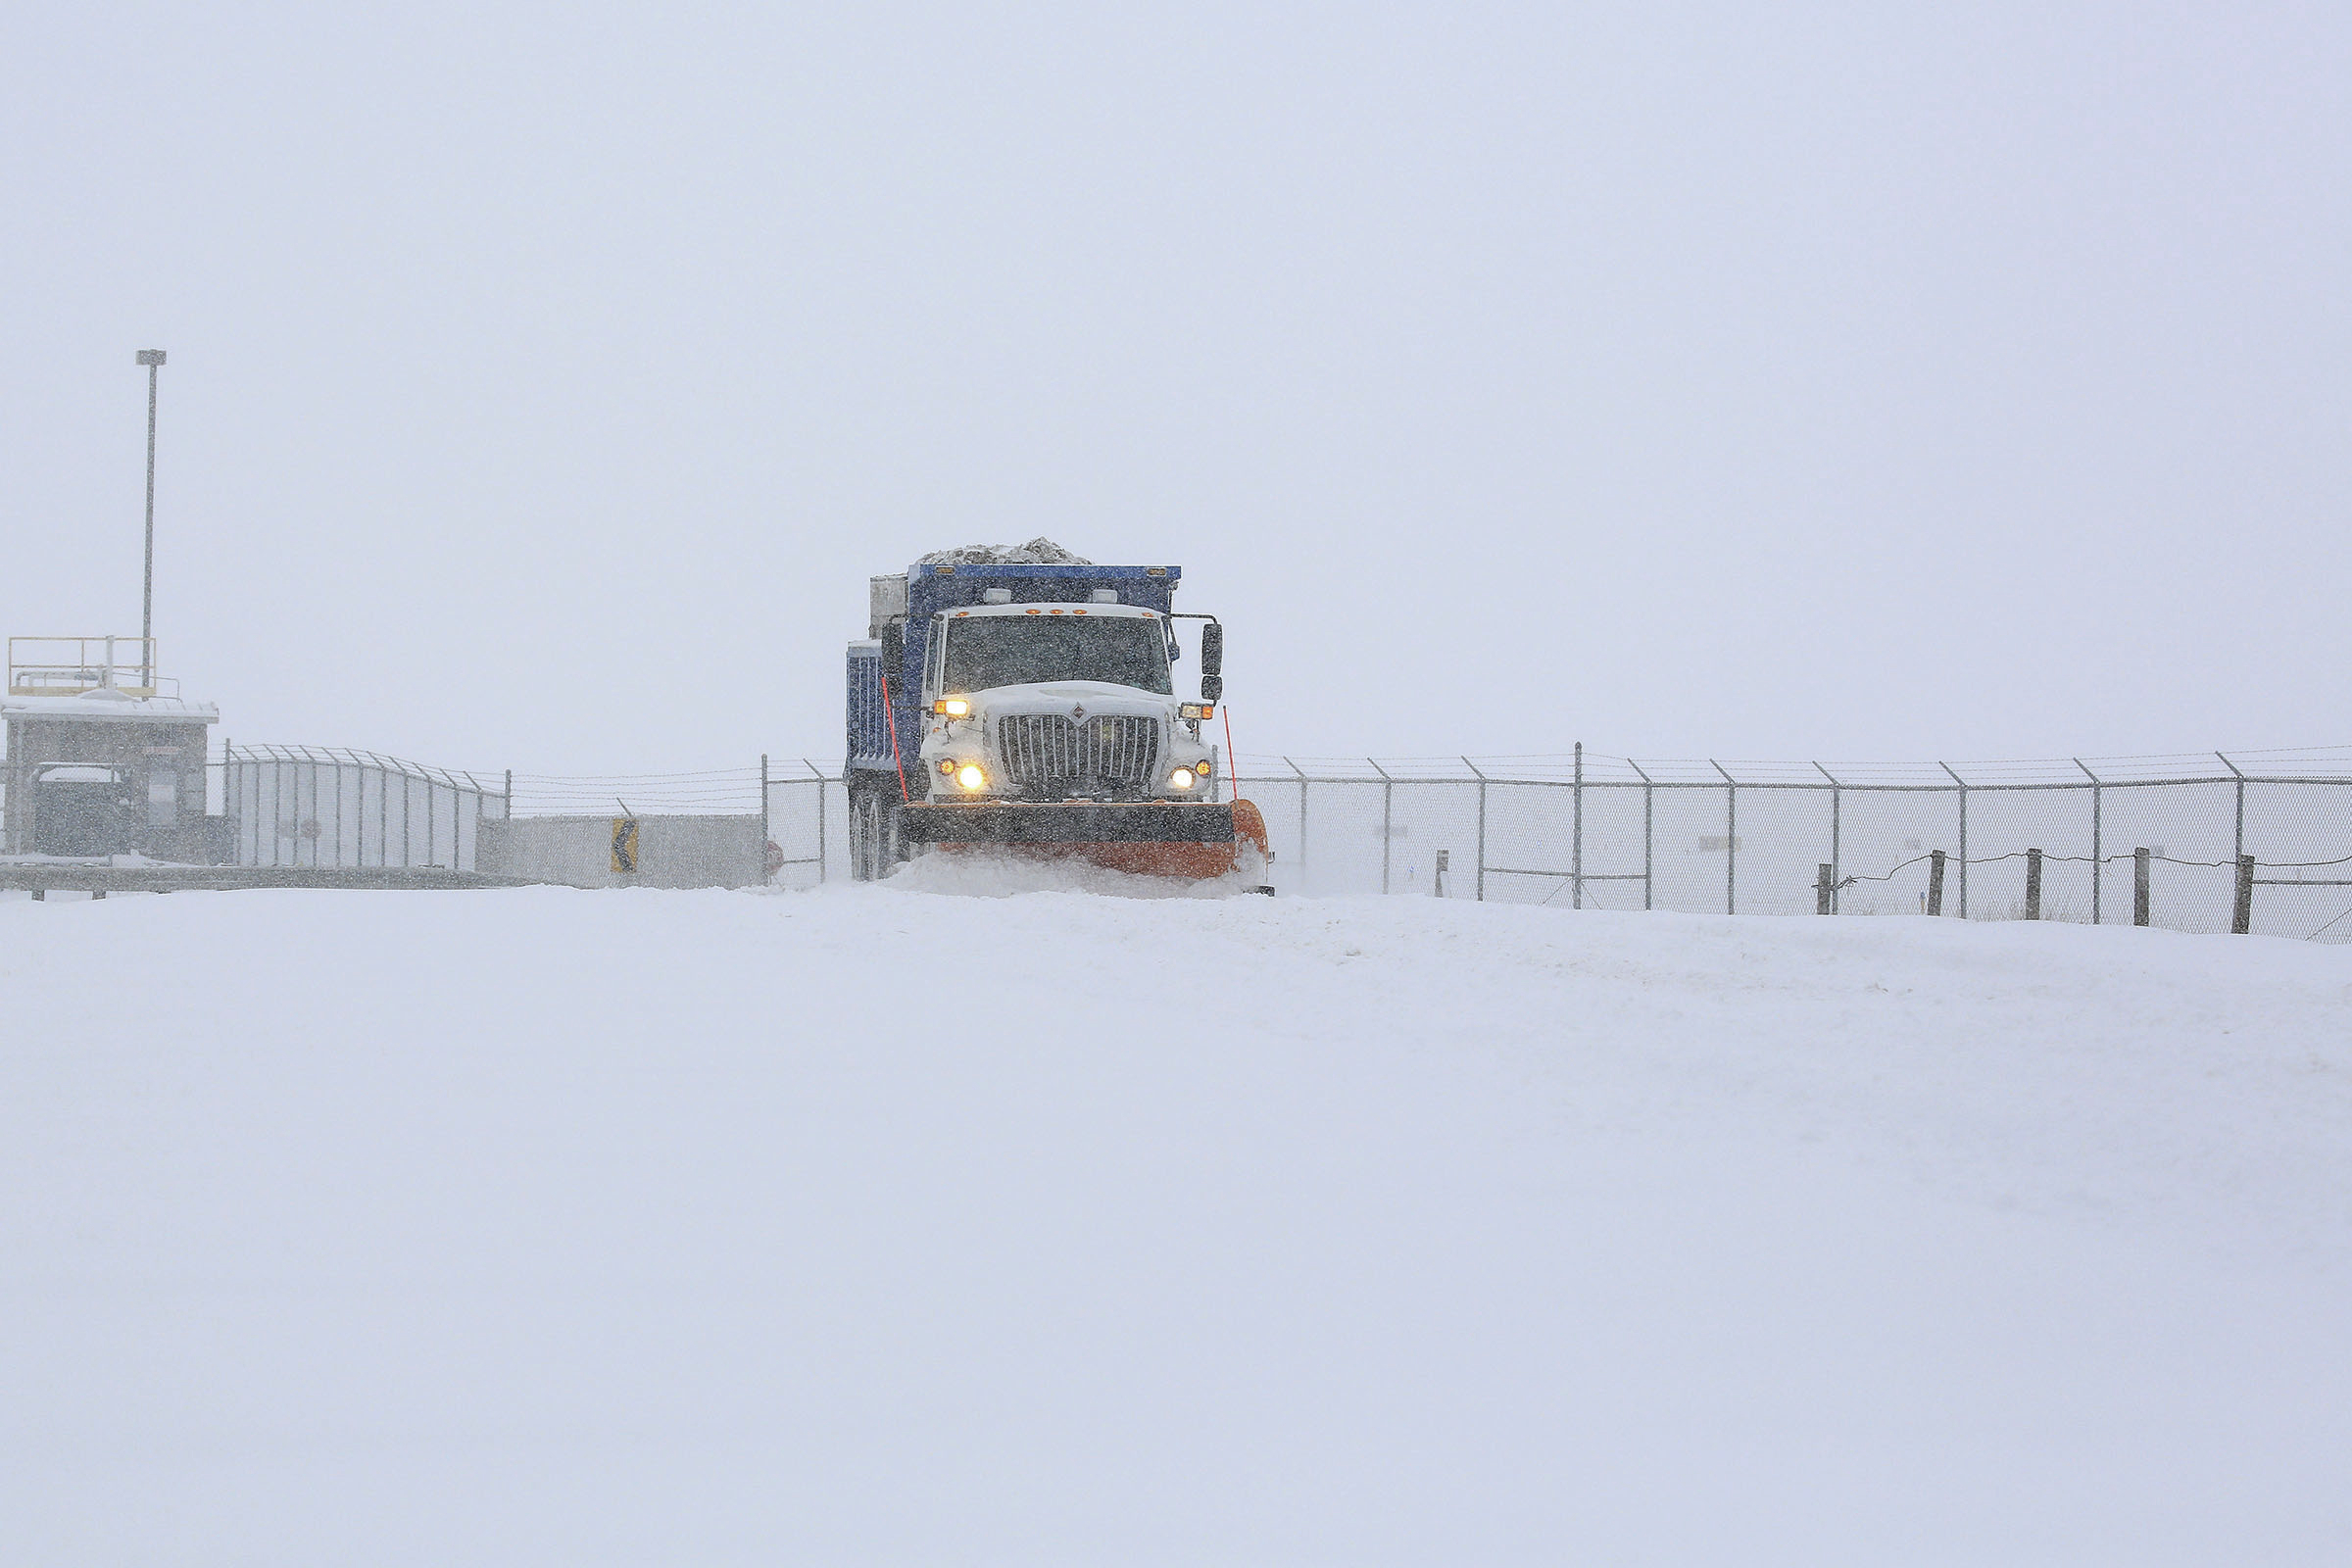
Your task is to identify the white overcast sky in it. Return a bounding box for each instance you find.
[3,3,2346,773]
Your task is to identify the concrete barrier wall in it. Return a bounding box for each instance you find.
[479,814,764,890]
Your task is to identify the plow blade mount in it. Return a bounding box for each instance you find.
[900,801,1269,881]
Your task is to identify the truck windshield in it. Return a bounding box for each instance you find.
[944,615,1171,695]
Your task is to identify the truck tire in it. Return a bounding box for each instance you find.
[850,786,879,881]
[849,782,903,882]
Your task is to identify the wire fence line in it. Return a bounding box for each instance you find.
[199,741,2352,939]
[1190,745,2352,941]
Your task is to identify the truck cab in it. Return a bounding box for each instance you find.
[916,599,1216,806]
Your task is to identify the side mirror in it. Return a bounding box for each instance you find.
[1200,674,1224,704]
[1200,621,1223,677]
[881,621,906,684]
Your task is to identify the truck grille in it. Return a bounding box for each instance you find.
[996,714,1161,797]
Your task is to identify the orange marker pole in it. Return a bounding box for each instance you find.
[1222,706,1239,804]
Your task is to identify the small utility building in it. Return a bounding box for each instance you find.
[2,638,220,860]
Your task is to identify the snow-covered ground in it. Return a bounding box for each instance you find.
[5,881,2349,1565]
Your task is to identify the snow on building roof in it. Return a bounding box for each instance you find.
[1,692,220,724]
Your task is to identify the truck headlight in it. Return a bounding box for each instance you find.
[1167,768,1196,791]
[956,763,988,791]
[933,697,971,717]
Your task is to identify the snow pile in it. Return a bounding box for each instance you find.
[4,889,2349,1563]
[917,536,1093,565]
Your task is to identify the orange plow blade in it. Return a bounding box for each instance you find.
[1046,799,1268,879]
[927,800,1270,882]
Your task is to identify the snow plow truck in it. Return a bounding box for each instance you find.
[845,541,1270,884]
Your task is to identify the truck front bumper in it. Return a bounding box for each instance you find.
[899,802,1237,845]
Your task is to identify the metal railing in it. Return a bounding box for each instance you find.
[7,635,174,698]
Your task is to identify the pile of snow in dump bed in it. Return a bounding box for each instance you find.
[4,887,2349,1565]
[917,536,1092,565]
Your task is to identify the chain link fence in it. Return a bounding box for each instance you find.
[1189,747,2352,941]
[220,744,508,870]
[754,746,2352,941]
[184,742,2352,940]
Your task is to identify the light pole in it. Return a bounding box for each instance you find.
[136,348,166,690]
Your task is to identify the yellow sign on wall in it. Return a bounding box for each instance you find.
[612,817,639,874]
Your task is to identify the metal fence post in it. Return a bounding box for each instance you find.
[1571,742,1584,910]
[760,754,771,885]
[1289,757,1308,896]
[2220,752,2245,865]
[2232,853,2254,935]
[1711,760,1736,914]
[1814,761,1841,913]
[2077,759,2101,924]
[1940,762,1968,920]
[807,760,826,884]
[1463,757,1486,903]
[1629,759,1653,911]
[1371,758,1393,896]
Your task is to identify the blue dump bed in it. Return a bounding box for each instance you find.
[848,562,1181,776]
